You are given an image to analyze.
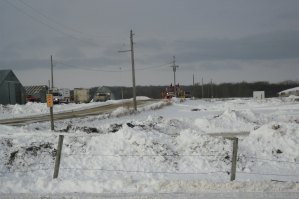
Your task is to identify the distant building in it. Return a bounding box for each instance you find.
[253,91,265,100]
[24,85,48,103]
[0,70,26,105]
[278,87,299,97]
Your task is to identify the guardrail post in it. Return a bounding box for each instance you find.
[230,137,238,181]
[53,135,64,179]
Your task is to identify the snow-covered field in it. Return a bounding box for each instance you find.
[0,97,299,198]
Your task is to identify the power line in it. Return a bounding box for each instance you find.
[55,60,173,72]
[134,62,172,71]
[56,61,124,72]
[2,0,97,45]
[16,0,109,41]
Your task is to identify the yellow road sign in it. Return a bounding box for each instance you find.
[47,94,53,107]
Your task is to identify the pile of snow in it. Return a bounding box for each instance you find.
[0,97,151,120]
[0,97,299,195]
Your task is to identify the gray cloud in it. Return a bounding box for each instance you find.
[1,0,299,88]
[174,30,299,63]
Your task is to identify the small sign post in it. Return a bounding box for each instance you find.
[48,90,54,131]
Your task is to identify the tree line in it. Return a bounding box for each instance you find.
[91,81,299,99]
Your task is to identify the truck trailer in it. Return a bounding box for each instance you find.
[74,88,90,103]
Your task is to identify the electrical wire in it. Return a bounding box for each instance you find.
[2,0,97,45]
[16,0,111,40]
[55,60,172,72]
[56,61,125,72]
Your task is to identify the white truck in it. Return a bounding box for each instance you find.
[58,88,71,103]
[94,92,111,102]
[52,88,71,104]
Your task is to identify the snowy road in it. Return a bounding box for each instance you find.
[0,99,156,126]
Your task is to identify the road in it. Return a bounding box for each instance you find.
[0,99,156,126]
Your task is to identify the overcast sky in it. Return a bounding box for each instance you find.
[1,0,299,89]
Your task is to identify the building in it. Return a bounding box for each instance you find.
[278,87,299,97]
[253,91,265,100]
[0,70,26,105]
[24,85,48,103]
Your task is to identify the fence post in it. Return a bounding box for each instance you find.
[53,135,64,179]
[230,137,238,181]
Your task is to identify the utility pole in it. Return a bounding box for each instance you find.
[193,73,194,86]
[51,56,54,88]
[119,67,124,101]
[130,30,137,111]
[118,30,137,111]
[170,56,179,96]
[211,79,213,98]
[201,77,204,98]
[49,55,54,131]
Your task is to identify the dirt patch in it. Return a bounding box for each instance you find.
[25,143,54,156]
[108,124,123,133]
[59,125,101,134]
[7,150,18,166]
[191,108,201,111]
[5,142,56,168]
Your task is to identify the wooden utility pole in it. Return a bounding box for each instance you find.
[130,30,137,111]
[118,30,137,111]
[51,56,54,88]
[170,56,179,96]
[201,77,204,98]
[49,55,54,131]
[210,79,213,98]
[193,73,194,86]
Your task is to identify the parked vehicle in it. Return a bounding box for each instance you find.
[52,92,63,104]
[94,92,111,102]
[184,91,191,98]
[58,88,71,103]
[74,88,90,103]
[26,95,40,103]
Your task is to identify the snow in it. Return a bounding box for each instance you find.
[0,96,151,120]
[0,97,299,197]
[279,87,299,94]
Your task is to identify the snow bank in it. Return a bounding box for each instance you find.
[0,97,152,120]
[1,97,299,194]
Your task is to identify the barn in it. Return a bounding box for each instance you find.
[0,70,26,105]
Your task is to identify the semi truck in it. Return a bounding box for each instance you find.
[74,88,90,103]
